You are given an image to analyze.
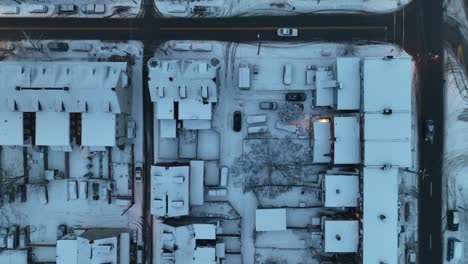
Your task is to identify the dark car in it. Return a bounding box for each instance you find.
[447,210,460,231]
[57,225,67,239]
[425,119,434,144]
[92,182,100,200]
[286,92,306,101]
[233,111,242,132]
[47,42,69,52]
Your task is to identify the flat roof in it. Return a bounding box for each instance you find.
[315,68,335,107]
[81,112,116,147]
[324,175,359,207]
[363,168,398,264]
[160,119,177,138]
[151,165,190,217]
[364,141,412,167]
[256,209,286,231]
[0,111,23,145]
[194,247,216,264]
[334,116,361,164]
[324,220,359,253]
[56,239,78,264]
[336,57,361,110]
[189,160,204,206]
[193,224,216,240]
[35,112,70,146]
[363,57,412,112]
[313,121,332,163]
[364,113,411,140]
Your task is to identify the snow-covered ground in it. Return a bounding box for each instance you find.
[0,40,144,263]
[0,0,142,18]
[442,49,468,264]
[150,40,418,264]
[154,0,412,18]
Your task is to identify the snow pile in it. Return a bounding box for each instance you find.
[154,0,412,18]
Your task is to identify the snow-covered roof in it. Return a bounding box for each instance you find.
[160,119,177,138]
[364,113,412,167]
[35,112,70,146]
[333,116,360,164]
[151,164,190,217]
[156,223,220,264]
[81,112,116,147]
[313,121,332,163]
[0,61,130,114]
[256,209,286,231]
[193,224,216,240]
[194,247,216,264]
[0,250,28,264]
[363,57,412,112]
[324,220,359,253]
[189,160,204,206]
[364,141,412,167]
[148,59,218,121]
[56,238,78,264]
[57,229,129,264]
[316,68,336,107]
[336,57,360,110]
[0,111,23,145]
[324,175,359,207]
[364,113,411,140]
[363,168,398,264]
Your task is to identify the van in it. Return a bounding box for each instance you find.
[27,4,48,14]
[247,126,268,134]
[68,180,78,200]
[220,167,228,187]
[447,210,460,231]
[283,64,292,85]
[239,64,251,90]
[1,6,20,15]
[246,115,267,124]
[39,185,48,204]
[447,238,462,261]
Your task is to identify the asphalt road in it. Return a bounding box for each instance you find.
[416,0,444,263]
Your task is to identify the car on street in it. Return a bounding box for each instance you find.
[135,163,143,182]
[425,119,434,144]
[233,111,242,132]
[406,249,416,264]
[277,28,298,37]
[447,238,462,261]
[286,92,306,102]
[259,101,277,110]
[447,209,460,231]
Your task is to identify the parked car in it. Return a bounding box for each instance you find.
[81,4,105,14]
[447,209,460,231]
[447,238,462,261]
[57,225,67,239]
[92,182,100,200]
[259,101,277,110]
[233,111,242,132]
[0,228,8,248]
[68,180,78,200]
[127,120,136,139]
[286,92,306,101]
[246,114,267,125]
[46,42,69,52]
[135,163,143,182]
[425,119,434,144]
[79,181,88,200]
[406,249,416,264]
[58,4,77,14]
[277,28,298,37]
[18,227,29,249]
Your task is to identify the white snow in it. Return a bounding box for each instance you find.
[255,208,286,231]
[154,0,413,18]
[324,220,359,253]
[333,115,360,164]
[323,174,359,207]
[336,57,361,110]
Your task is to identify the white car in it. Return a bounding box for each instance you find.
[277,28,298,37]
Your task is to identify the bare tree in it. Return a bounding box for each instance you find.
[233,139,310,189]
[277,102,303,123]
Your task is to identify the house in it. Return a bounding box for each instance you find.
[56,228,131,264]
[0,61,132,149]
